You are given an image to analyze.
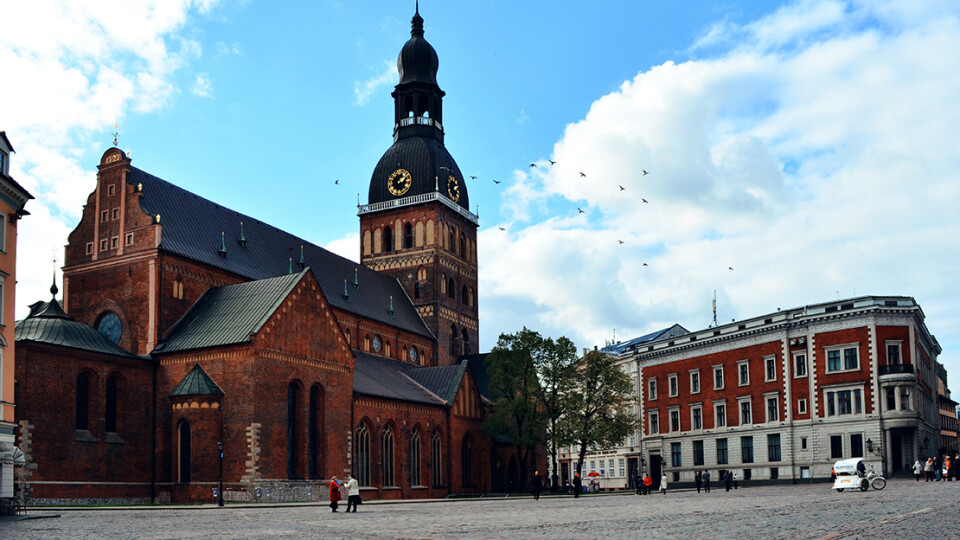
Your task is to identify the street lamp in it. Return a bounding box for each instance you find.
[866,439,873,453]
[217,441,224,507]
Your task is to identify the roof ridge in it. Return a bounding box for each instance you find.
[249,268,310,335]
[395,367,446,404]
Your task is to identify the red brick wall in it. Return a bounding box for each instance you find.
[875,325,910,366]
[814,327,873,415]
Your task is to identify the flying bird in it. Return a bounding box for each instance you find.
[619,185,625,191]
[470,176,477,180]
[642,263,649,267]
[548,160,556,165]
[579,172,586,177]
[492,179,501,184]
[618,240,624,244]
[530,163,537,168]
[577,208,585,214]
[335,180,339,185]
[642,198,648,203]
[728,267,734,271]
[498,227,506,231]
[642,169,649,175]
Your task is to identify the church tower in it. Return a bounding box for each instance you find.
[359,7,478,367]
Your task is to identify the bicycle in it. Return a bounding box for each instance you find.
[857,470,886,491]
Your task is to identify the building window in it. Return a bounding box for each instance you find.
[618,458,625,478]
[714,402,726,427]
[900,387,911,410]
[850,433,863,458]
[739,399,752,425]
[826,345,859,372]
[690,370,700,394]
[449,325,457,356]
[714,366,724,389]
[766,396,779,423]
[886,342,902,364]
[309,386,322,479]
[794,353,807,377]
[798,398,807,415]
[178,421,191,483]
[431,430,443,487]
[741,436,754,463]
[382,226,394,252]
[608,458,615,476]
[112,208,120,220]
[414,282,420,299]
[830,435,843,459]
[86,242,94,255]
[825,388,863,416]
[765,356,777,381]
[693,440,704,466]
[885,386,896,410]
[100,239,108,252]
[738,360,750,386]
[648,378,657,401]
[107,184,116,196]
[590,460,596,472]
[716,438,728,464]
[691,405,703,430]
[403,223,414,249]
[669,409,680,432]
[287,383,301,479]
[461,329,470,355]
[801,437,807,450]
[648,411,659,435]
[372,335,382,353]
[105,376,118,433]
[101,210,109,222]
[76,373,90,430]
[355,423,371,486]
[767,434,781,462]
[382,425,396,487]
[668,374,678,397]
[447,278,455,299]
[125,232,134,246]
[110,236,119,249]
[671,442,682,467]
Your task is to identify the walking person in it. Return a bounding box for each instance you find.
[643,474,652,495]
[572,473,582,498]
[913,459,923,481]
[733,471,739,489]
[703,470,711,493]
[924,458,934,481]
[695,470,702,493]
[532,470,543,501]
[724,470,732,492]
[659,473,668,495]
[635,471,643,495]
[328,476,342,513]
[343,473,361,513]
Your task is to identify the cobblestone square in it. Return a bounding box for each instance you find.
[7,479,960,539]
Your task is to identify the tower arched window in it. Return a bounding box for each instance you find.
[309,385,323,479]
[355,422,371,486]
[418,95,429,117]
[105,375,119,433]
[461,329,470,356]
[447,278,455,299]
[449,324,458,356]
[448,228,455,253]
[432,430,443,487]
[382,424,396,487]
[440,274,446,295]
[383,226,394,252]
[404,96,414,117]
[287,382,302,479]
[414,282,420,299]
[459,233,466,258]
[461,285,468,305]
[177,421,191,484]
[410,429,422,486]
[403,223,414,249]
[76,373,90,431]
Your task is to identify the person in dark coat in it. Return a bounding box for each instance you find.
[532,471,543,501]
[724,470,732,492]
[572,473,582,498]
[703,470,711,493]
[695,470,702,493]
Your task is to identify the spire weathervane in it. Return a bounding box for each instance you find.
[112,123,119,147]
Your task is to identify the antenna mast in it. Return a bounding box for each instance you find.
[711,289,718,328]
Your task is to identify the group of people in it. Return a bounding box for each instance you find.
[915,453,960,482]
[328,473,362,513]
[694,470,739,492]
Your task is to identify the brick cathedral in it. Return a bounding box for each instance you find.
[14,8,518,504]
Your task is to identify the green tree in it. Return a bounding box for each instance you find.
[563,349,639,478]
[483,327,547,491]
[535,335,578,490]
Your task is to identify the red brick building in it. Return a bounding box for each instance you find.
[14,8,518,504]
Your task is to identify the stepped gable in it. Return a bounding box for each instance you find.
[154,270,306,353]
[127,166,432,339]
[15,298,142,359]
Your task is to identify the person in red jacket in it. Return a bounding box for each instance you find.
[329,476,342,513]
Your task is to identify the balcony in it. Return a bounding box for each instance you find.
[878,363,913,375]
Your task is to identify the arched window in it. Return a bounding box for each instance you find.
[432,430,443,487]
[403,223,414,249]
[418,95,429,117]
[363,335,370,352]
[460,233,466,258]
[461,285,468,305]
[381,425,396,487]
[410,430,422,486]
[461,436,473,487]
[461,329,470,356]
[447,278,455,299]
[355,422,371,486]
[440,274,446,295]
[414,282,420,299]
[178,421,191,484]
[76,373,89,430]
[404,96,414,117]
[449,325,458,356]
[417,266,426,281]
[383,226,394,252]
[308,386,323,479]
[469,287,474,307]
[448,228,455,253]
[287,383,301,479]
[105,375,119,433]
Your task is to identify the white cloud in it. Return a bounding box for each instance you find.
[192,73,214,98]
[481,1,960,378]
[215,41,242,56]
[354,60,397,106]
[324,233,360,263]
[0,0,219,319]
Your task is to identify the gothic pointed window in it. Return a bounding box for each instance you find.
[287,383,302,479]
[178,421,191,484]
[461,329,470,356]
[447,278,455,299]
[410,429,422,486]
[382,425,396,487]
[431,430,443,487]
[382,226,394,252]
[404,223,414,248]
[309,385,323,479]
[449,325,458,356]
[461,285,468,304]
[355,422,371,486]
[105,375,119,433]
[76,373,90,431]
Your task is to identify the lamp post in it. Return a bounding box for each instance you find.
[217,440,224,507]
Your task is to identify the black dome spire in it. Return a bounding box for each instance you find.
[398,5,439,85]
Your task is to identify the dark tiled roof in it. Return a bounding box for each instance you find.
[404,362,466,404]
[368,137,470,211]
[170,363,224,397]
[353,352,449,406]
[154,271,305,354]
[599,324,690,356]
[15,298,142,359]
[127,166,432,339]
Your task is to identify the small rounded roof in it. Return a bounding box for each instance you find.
[398,7,438,85]
[368,137,469,210]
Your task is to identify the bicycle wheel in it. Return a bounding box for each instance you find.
[871,477,886,490]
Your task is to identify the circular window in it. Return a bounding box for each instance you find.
[372,335,382,353]
[96,312,122,344]
[409,347,418,362]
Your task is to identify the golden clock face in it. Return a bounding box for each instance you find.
[446,175,460,202]
[387,168,412,197]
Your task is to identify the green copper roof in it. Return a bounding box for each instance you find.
[15,299,141,359]
[170,363,224,397]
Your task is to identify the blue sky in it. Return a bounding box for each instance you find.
[3,0,960,378]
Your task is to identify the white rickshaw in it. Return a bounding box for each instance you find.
[832,458,886,492]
